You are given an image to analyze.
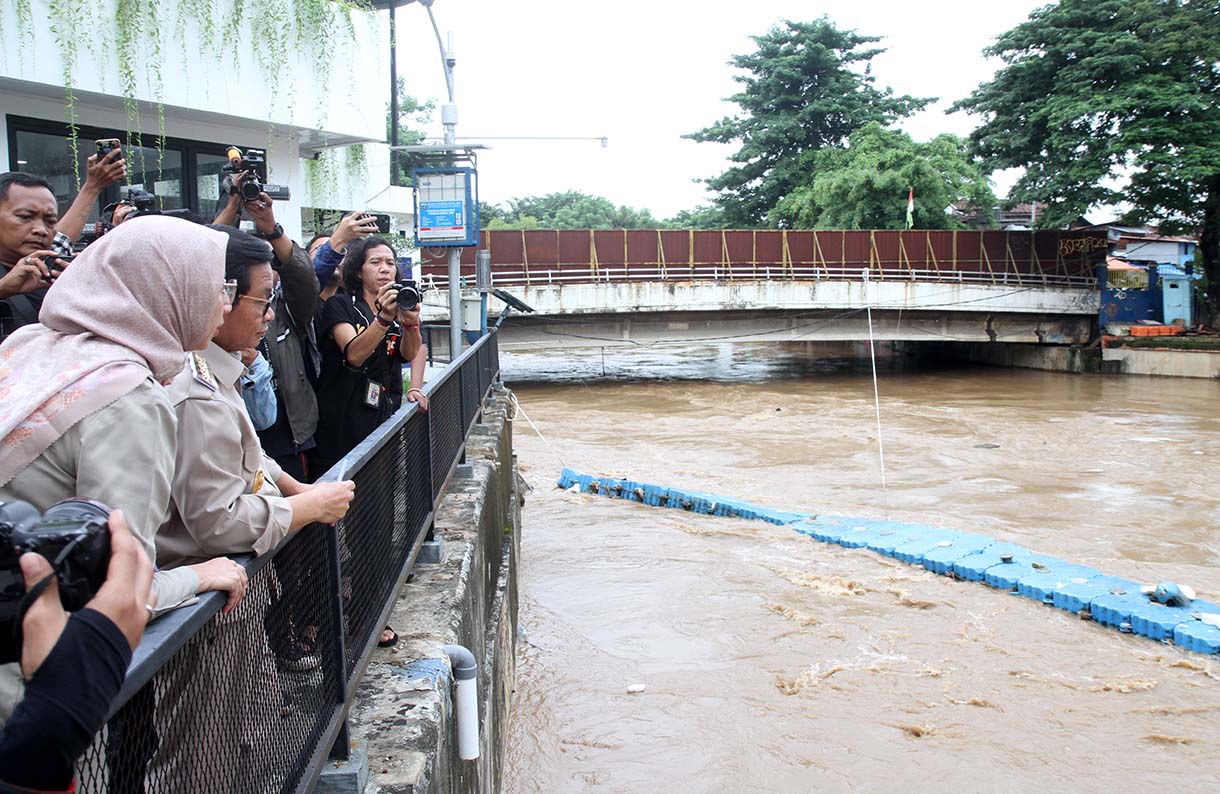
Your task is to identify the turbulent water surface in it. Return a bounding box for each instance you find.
[499,343,1220,793]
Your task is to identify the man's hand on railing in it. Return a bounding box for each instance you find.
[188,557,249,614]
[286,481,356,530]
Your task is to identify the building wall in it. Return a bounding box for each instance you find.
[0,1,413,243]
[1122,239,1195,267]
[0,0,385,140]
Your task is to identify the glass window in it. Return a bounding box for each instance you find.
[12,129,90,221]
[11,117,251,229]
[195,152,231,222]
[13,130,185,221]
[121,144,184,213]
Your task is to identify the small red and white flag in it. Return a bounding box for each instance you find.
[905,187,914,229]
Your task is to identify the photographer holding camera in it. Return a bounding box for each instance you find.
[314,235,428,475]
[0,174,71,346]
[310,209,379,289]
[216,176,323,481]
[0,509,153,794]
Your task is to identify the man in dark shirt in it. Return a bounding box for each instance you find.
[0,156,127,347]
[0,174,62,345]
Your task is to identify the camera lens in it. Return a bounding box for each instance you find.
[395,283,420,311]
[241,182,261,201]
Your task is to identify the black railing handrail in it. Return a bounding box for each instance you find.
[104,327,501,721]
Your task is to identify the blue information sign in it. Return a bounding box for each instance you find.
[412,166,479,247]
[418,200,466,236]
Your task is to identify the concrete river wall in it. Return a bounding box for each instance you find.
[333,387,521,794]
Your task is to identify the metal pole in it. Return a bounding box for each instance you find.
[389,2,399,187]
[422,6,463,361]
[439,29,462,361]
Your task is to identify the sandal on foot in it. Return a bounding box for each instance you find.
[378,626,398,648]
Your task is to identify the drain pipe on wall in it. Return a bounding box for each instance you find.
[443,645,480,760]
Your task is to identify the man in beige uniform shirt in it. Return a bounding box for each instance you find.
[151,227,354,792]
[157,228,354,566]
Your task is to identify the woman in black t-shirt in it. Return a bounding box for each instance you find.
[314,235,428,474]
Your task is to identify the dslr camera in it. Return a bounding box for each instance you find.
[394,280,421,311]
[223,146,290,202]
[127,188,158,217]
[0,499,111,664]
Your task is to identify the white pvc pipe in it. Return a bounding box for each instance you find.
[443,644,479,760]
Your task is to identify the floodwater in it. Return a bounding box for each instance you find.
[500,343,1220,793]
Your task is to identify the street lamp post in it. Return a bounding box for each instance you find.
[420,1,463,361]
[376,0,464,360]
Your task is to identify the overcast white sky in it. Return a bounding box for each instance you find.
[390,0,1048,219]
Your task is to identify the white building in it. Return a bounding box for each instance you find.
[0,0,413,244]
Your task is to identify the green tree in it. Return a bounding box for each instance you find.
[386,77,434,186]
[953,0,1220,323]
[774,124,995,229]
[486,211,540,230]
[478,201,505,226]
[489,191,663,229]
[664,205,729,229]
[685,18,931,227]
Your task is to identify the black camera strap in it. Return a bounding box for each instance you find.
[10,536,87,655]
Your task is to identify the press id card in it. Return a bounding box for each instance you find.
[363,379,382,408]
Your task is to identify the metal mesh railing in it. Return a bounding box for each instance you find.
[74,327,500,794]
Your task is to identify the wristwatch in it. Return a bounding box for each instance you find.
[258,223,284,241]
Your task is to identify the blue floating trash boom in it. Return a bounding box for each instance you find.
[557,467,1220,656]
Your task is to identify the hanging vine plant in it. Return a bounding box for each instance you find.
[46,0,86,189]
[26,0,377,194]
[344,144,369,198]
[177,0,219,56]
[304,148,342,209]
[12,0,36,66]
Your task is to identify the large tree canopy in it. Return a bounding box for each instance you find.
[774,123,996,229]
[686,18,931,228]
[954,0,1220,322]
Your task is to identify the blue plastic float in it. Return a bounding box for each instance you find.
[558,467,1220,656]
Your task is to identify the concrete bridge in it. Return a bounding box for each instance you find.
[419,228,1107,352]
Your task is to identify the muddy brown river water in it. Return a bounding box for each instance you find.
[498,344,1220,793]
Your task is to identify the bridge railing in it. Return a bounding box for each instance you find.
[73,327,500,794]
[419,228,1108,291]
[422,263,1099,292]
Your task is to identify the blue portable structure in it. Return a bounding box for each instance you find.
[1157,264,1194,326]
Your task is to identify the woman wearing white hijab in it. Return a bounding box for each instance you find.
[0,216,249,712]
